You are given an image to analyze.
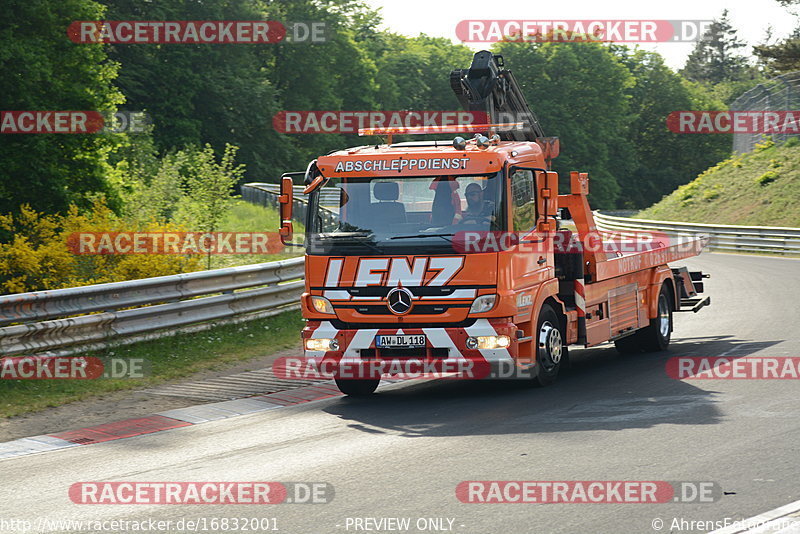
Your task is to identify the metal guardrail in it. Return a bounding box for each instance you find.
[242,183,800,256]
[594,212,800,255]
[0,258,305,357]
[242,182,339,228]
[5,193,793,357]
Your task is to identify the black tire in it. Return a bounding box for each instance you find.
[636,284,672,352]
[531,304,565,387]
[335,377,380,396]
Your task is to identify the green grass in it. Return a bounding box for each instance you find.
[205,199,304,270]
[636,139,800,227]
[0,310,303,418]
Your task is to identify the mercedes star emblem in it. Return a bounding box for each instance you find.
[386,287,414,315]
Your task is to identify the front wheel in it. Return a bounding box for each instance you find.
[530,304,565,387]
[335,378,380,396]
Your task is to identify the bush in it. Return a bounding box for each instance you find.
[702,187,721,200]
[677,181,700,201]
[755,170,779,186]
[754,138,776,152]
[783,137,800,147]
[0,202,201,294]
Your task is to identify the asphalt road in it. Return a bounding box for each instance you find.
[2,252,799,534]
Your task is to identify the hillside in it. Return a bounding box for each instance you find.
[636,139,800,227]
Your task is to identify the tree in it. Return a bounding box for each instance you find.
[754,27,800,74]
[178,144,245,234]
[0,0,124,216]
[492,41,634,208]
[104,0,296,183]
[265,0,381,166]
[681,10,749,84]
[614,49,731,208]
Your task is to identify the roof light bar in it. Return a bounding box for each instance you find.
[357,122,524,137]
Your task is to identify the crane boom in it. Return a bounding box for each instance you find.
[450,50,546,142]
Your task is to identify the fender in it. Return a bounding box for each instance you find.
[513,278,564,362]
[647,266,674,318]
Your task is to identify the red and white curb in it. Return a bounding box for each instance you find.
[0,380,404,461]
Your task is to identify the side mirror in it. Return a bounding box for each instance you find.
[536,170,559,221]
[279,176,294,244]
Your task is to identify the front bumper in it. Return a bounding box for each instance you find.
[299,318,533,380]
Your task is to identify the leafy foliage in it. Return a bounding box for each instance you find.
[637,138,800,226]
[492,41,634,208]
[0,0,124,215]
[681,10,750,84]
[0,202,201,293]
[1,0,785,273]
[614,49,731,208]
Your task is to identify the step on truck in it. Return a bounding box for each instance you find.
[278,51,711,396]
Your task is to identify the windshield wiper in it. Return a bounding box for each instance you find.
[390,233,455,243]
[319,232,372,238]
[315,232,383,253]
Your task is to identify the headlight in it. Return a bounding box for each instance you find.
[466,335,511,350]
[305,338,339,351]
[470,294,497,313]
[310,296,335,314]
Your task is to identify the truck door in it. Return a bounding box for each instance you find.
[508,167,553,304]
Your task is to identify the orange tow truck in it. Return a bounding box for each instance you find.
[278,51,710,395]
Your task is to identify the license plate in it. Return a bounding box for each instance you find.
[375,335,427,348]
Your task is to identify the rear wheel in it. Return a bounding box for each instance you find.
[637,285,672,352]
[335,378,380,396]
[531,304,565,387]
[613,284,672,354]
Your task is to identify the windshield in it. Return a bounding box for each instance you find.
[306,172,504,255]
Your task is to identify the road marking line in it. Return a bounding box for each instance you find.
[709,499,800,533]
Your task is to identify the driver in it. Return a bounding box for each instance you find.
[454,182,495,224]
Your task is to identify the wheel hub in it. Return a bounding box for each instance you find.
[658,297,670,338]
[538,321,563,367]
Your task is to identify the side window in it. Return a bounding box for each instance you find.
[316,186,342,233]
[510,168,536,232]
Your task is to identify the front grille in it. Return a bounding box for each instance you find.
[337,303,470,315]
[330,319,476,329]
[311,285,494,298]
